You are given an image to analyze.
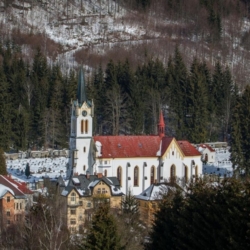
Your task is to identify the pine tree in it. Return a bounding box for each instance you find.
[84,204,123,250]
[168,47,188,139]
[0,66,11,150]
[0,148,7,175]
[25,163,30,178]
[186,58,208,143]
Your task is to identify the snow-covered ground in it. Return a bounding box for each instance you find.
[5,147,234,188]
[6,157,69,184]
[203,148,233,177]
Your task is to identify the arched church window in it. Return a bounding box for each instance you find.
[184,165,188,182]
[170,165,176,182]
[85,120,88,133]
[134,166,139,186]
[195,166,198,177]
[117,167,122,186]
[150,166,155,185]
[81,120,85,134]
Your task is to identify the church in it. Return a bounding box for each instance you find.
[68,68,202,195]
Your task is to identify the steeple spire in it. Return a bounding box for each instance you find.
[158,110,165,137]
[77,67,87,106]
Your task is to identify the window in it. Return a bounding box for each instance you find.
[104,161,107,165]
[97,188,101,194]
[81,120,84,134]
[16,203,18,210]
[79,201,83,206]
[170,165,176,182]
[172,151,174,156]
[184,165,188,182]
[195,166,198,177]
[83,165,86,171]
[85,120,88,133]
[20,203,22,210]
[70,219,76,225]
[117,166,122,186]
[134,166,139,186]
[71,193,76,204]
[6,211,10,216]
[87,202,91,207]
[102,188,106,194]
[7,220,10,225]
[70,209,76,215]
[7,196,10,202]
[150,166,155,185]
[104,169,107,177]
[83,147,86,153]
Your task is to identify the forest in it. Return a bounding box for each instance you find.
[0,42,237,148]
[1,0,250,179]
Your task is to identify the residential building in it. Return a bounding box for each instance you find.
[135,183,177,226]
[0,175,33,229]
[61,174,123,233]
[198,144,216,163]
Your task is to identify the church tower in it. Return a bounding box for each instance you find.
[69,68,94,176]
[158,110,165,137]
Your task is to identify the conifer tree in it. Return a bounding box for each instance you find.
[0,66,11,150]
[0,148,7,175]
[186,58,208,143]
[85,204,123,250]
[25,163,30,178]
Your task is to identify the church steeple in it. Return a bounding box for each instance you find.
[77,67,87,106]
[158,110,165,137]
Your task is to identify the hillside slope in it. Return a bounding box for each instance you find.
[0,0,250,87]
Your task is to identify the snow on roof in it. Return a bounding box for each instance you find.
[88,180,99,188]
[72,178,80,184]
[110,185,123,195]
[0,184,14,197]
[61,190,68,196]
[136,184,175,201]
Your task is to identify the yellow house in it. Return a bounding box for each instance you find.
[61,173,123,233]
[135,183,177,226]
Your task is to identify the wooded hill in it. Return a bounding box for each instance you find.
[0,43,239,149]
[1,1,250,173]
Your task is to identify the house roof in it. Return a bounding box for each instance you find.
[0,175,33,199]
[61,174,123,197]
[177,141,201,157]
[135,183,177,201]
[94,136,201,158]
[199,144,215,152]
[161,137,174,155]
[94,136,161,158]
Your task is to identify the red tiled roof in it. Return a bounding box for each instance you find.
[204,144,215,152]
[1,175,33,195]
[94,136,161,158]
[177,141,201,157]
[161,137,174,155]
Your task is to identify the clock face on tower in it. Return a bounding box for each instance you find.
[82,110,87,116]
